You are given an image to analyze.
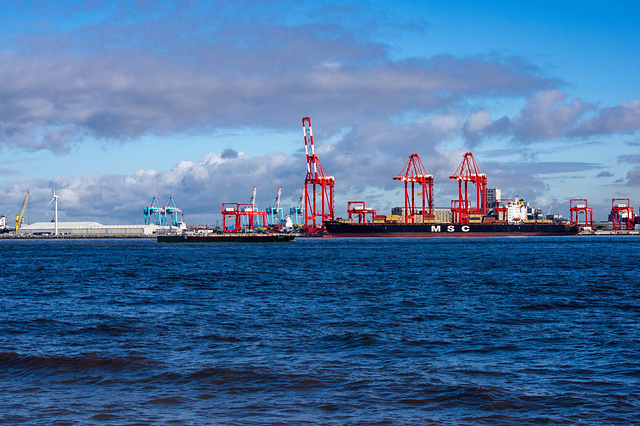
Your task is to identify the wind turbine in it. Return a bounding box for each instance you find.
[45,188,60,236]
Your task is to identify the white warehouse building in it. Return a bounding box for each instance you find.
[16,222,181,236]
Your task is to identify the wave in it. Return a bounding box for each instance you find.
[201,334,242,342]
[143,396,190,405]
[0,351,162,377]
[318,332,380,349]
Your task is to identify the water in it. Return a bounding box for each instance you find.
[1,236,639,424]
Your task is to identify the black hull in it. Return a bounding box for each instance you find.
[158,233,295,243]
[323,221,578,237]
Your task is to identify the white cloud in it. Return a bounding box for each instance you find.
[464,110,492,135]
[573,100,640,136]
[512,90,593,140]
[0,13,556,153]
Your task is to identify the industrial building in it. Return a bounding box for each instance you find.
[16,222,181,236]
[486,188,501,210]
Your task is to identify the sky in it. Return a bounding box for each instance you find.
[0,0,639,224]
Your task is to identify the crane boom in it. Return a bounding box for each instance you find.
[250,187,257,209]
[15,191,29,231]
[274,187,282,210]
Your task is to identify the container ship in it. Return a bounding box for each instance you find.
[324,200,579,237]
[324,220,578,237]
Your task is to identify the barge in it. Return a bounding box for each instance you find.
[157,232,295,243]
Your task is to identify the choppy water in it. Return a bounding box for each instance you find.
[1,236,639,424]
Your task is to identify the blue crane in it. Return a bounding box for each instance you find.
[143,197,163,225]
[163,197,183,226]
[289,188,304,226]
[266,187,284,226]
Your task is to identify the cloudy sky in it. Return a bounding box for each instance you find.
[1,0,639,224]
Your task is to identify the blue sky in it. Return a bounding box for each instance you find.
[0,0,639,224]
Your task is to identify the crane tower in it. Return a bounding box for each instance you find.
[450,152,487,224]
[569,199,593,228]
[302,117,334,232]
[15,190,30,231]
[347,201,377,224]
[393,153,434,223]
[143,197,162,225]
[611,198,635,230]
[289,188,304,226]
[266,187,284,226]
[250,186,257,209]
[163,197,183,226]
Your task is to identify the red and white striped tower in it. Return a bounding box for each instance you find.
[393,153,434,224]
[449,152,487,224]
[302,117,335,232]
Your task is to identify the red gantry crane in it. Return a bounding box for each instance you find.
[302,117,335,233]
[611,198,635,230]
[221,187,267,233]
[449,152,487,224]
[347,201,377,224]
[569,199,593,228]
[221,202,267,233]
[393,153,434,224]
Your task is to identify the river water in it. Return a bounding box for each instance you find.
[1,236,639,424]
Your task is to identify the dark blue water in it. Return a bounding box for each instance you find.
[1,237,639,424]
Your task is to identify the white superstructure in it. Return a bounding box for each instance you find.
[506,198,528,224]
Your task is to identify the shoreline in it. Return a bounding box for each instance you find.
[0,233,155,239]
